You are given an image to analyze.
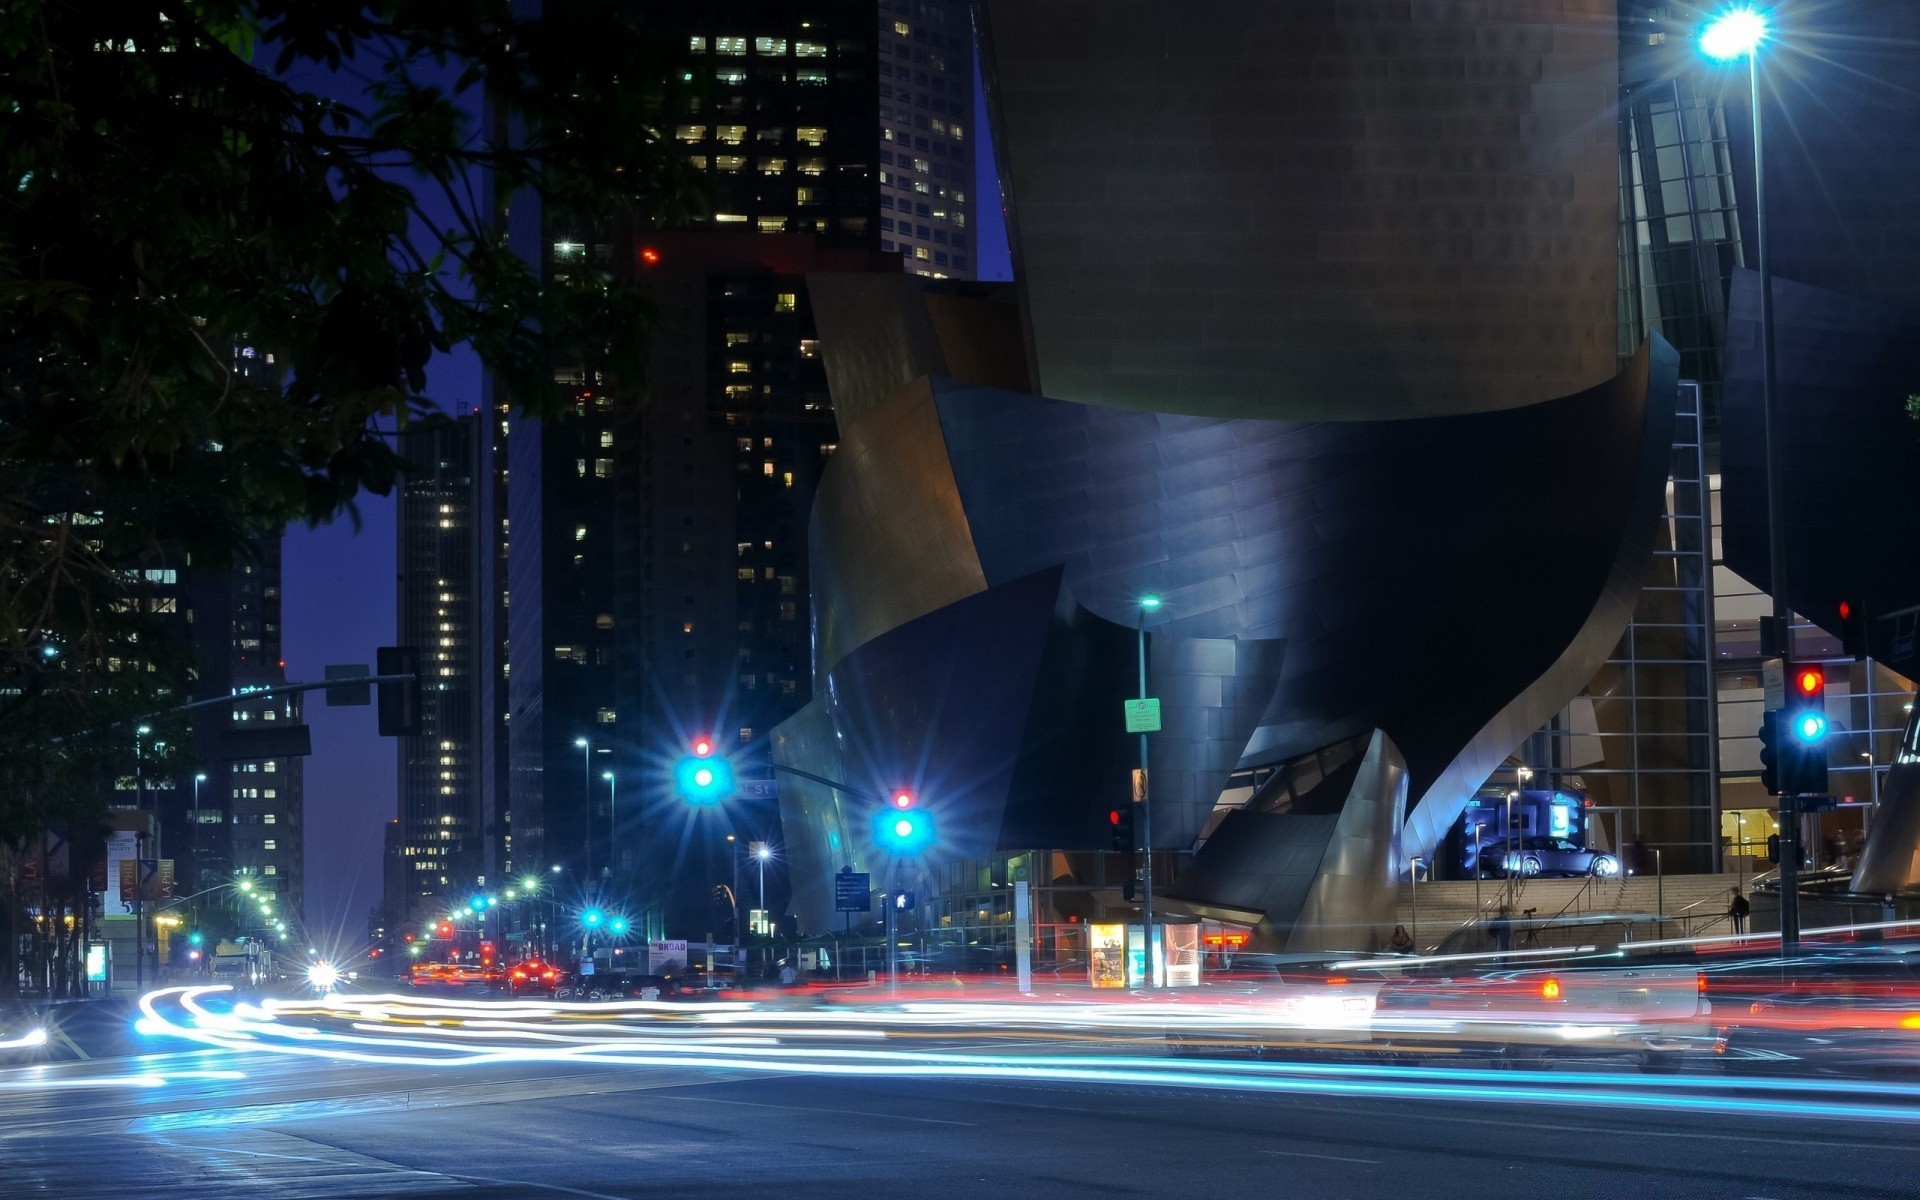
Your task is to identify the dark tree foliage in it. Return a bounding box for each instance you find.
[0,1,702,989]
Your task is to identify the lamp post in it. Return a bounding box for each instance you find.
[602,770,617,872]
[574,736,593,869]
[1137,593,1162,987]
[135,723,152,991]
[1471,822,1486,916]
[1410,857,1426,951]
[1701,6,1796,951]
[752,842,772,927]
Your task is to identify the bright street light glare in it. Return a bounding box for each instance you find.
[1700,8,1767,60]
[1139,594,1162,611]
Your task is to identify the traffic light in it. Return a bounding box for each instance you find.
[1108,805,1135,853]
[187,930,204,948]
[376,646,422,736]
[893,891,916,911]
[1767,833,1781,863]
[1840,601,1868,661]
[1783,663,1830,795]
[1758,709,1781,796]
[609,916,630,936]
[581,907,604,928]
[674,735,736,804]
[873,788,934,854]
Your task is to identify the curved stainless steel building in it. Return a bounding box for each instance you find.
[771,1,1684,950]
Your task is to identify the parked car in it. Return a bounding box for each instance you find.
[1492,836,1620,878]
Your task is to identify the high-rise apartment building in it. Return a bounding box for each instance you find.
[667,0,976,278]
[390,414,492,925]
[496,0,972,937]
[103,529,308,961]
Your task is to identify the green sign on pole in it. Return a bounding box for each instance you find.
[1124,698,1162,734]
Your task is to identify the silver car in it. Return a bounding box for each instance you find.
[1496,836,1619,878]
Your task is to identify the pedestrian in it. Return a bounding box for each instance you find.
[1628,836,1650,878]
[1388,924,1414,954]
[778,959,797,987]
[1728,888,1750,935]
[1490,905,1513,952]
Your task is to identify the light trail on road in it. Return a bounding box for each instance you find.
[116,985,1920,1128]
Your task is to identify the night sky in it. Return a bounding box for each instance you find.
[287,62,1014,933]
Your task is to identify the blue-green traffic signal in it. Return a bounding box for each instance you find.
[873,790,935,854]
[674,737,736,804]
[609,917,630,936]
[582,908,604,927]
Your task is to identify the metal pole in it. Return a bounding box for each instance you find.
[581,739,593,871]
[885,860,899,996]
[135,730,144,993]
[1749,46,1797,955]
[1655,848,1665,936]
[1472,823,1484,916]
[1137,610,1156,987]
[1410,861,1419,950]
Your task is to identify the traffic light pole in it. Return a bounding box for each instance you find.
[884,861,899,997]
[1137,612,1157,988]
[1746,44,1799,956]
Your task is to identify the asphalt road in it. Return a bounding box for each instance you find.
[5,1041,1920,1200]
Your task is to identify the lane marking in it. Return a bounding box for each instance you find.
[1262,1148,1381,1165]
[676,1093,977,1126]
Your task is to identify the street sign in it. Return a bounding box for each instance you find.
[834,868,872,913]
[1124,697,1162,733]
[737,778,779,801]
[1763,657,1785,713]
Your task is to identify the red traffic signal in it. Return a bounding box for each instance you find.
[1794,666,1824,697]
[1108,809,1122,825]
[890,789,915,810]
[691,735,714,758]
[640,246,663,266]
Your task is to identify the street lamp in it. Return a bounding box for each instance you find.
[1136,593,1162,987]
[134,723,152,991]
[575,736,593,867]
[1700,5,1797,950]
[1471,821,1486,915]
[751,842,772,930]
[602,770,617,874]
